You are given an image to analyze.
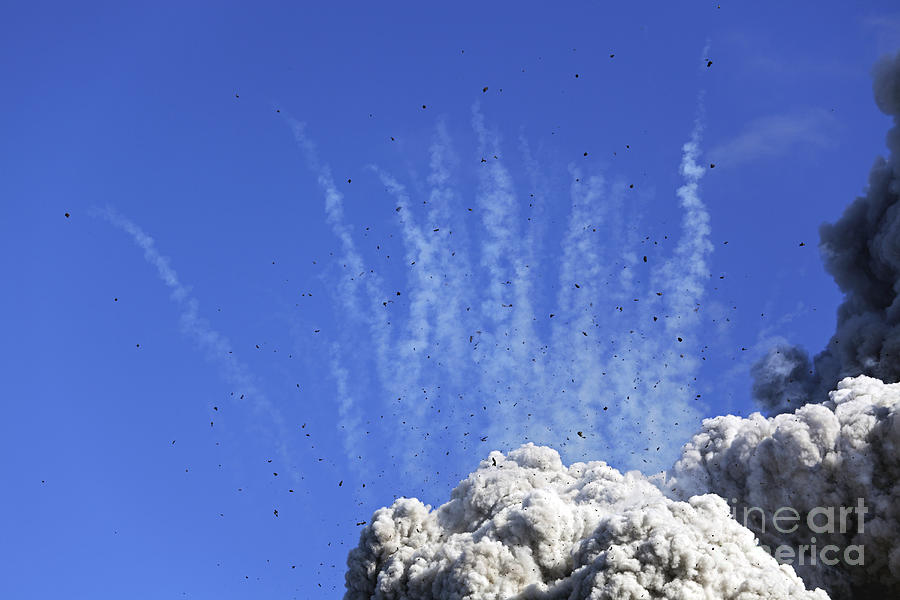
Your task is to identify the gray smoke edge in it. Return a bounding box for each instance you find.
[752,51,900,415]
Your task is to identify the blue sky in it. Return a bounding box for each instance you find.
[3,2,900,598]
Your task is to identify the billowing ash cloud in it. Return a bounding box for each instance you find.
[345,444,827,599]
[752,51,900,413]
[669,375,900,599]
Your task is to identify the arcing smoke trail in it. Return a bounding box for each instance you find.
[96,207,296,476]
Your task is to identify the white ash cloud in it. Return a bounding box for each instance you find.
[669,375,900,599]
[344,444,827,600]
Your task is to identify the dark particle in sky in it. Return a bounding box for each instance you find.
[64,212,70,218]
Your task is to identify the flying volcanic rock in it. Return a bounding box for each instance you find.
[752,51,900,414]
[669,375,900,599]
[344,444,827,599]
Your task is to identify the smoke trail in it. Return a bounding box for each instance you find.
[95,207,296,476]
[470,106,544,452]
[288,120,393,468]
[290,103,714,478]
[276,51,715,478]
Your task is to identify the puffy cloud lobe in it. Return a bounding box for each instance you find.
[752,51,900,413]
[669,375,900,599]
[345,444,827,599]
[751,344,817,414]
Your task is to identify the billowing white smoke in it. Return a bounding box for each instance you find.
[345,444,827,599]
[669,375,900,599]
[345,375,900,599]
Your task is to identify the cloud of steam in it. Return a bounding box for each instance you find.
[752,50,900,413]
[669,375,900,599]
[344,443,827,600]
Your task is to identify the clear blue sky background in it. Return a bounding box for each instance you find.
[3,2,900,598]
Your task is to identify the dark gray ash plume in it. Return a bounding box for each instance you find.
[752,51,900,413]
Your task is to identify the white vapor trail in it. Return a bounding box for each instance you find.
[95,206,297,478]
[288,120,394,470]
[291,105,713,480]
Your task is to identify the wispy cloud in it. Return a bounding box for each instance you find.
[861,14,900,53]
[708,108,837,167]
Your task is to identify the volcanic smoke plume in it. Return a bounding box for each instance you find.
[670,375,900,599]
[344,444,826,599]
[752,50,900,414]
[345,376,900,600]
